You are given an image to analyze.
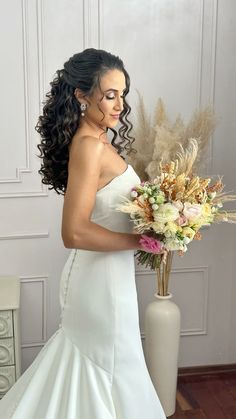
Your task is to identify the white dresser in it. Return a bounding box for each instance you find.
[0,276,21,399]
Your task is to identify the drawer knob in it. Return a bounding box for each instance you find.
[0,346,11,364]
[0,375,11,393]
[0,318,9,336]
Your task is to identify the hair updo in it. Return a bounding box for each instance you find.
[36,48,135,195]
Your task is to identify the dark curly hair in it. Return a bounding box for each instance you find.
[36,48,136,195]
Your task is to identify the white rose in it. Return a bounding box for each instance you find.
[154,203,179,224]
[152,222,165,233]
[165,238,182,251]
[183,236,191,244]
[181,244,188,252]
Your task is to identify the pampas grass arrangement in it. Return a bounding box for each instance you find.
[127,92,218,180]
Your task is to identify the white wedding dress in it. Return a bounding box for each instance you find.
[0,164,166,419]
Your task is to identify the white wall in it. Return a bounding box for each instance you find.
[0,0,235,372]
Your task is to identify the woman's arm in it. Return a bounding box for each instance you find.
[61,137,142,251]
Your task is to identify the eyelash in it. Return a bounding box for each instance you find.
[106,95,125,100]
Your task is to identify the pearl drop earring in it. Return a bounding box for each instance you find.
[80,103,87,117]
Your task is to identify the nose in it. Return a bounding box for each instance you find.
[114,96,123,112]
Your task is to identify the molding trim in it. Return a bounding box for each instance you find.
[97,0,101,48]
[192,0,218,110]
[36,0,46,107]
[21,342,45,349]
[0,188,48,198]
[0,0,48,198]
[178,363,236,377]
[97,0,103,48]
[172,266,209,336]
[0,232,49,240]
[199,0,218,174]
[197,0,204,108]
[136,266,209,337]
[209,0,218,173]
[21,339,44,349]
[210,0,218,106]
[0,0,31,184]
[20,275,47,346]
[83,0,100,49]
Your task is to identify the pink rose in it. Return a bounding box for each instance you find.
[183,202,202,220]
[176,215,187,226]
[139,235,163,254]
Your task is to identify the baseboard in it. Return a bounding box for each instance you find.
[178,363,236,377]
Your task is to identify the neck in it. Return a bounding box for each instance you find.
[76,119,109,143]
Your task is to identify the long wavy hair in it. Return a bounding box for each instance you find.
[36,48,136,195]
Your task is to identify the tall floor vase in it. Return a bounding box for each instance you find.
[144,293,181,417]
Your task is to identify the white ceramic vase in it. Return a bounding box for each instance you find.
[144,292,181,417]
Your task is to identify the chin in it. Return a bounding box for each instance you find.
[108,120,119,128]
[98,118,119,130]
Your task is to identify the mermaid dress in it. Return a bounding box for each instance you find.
[0,164,166,419]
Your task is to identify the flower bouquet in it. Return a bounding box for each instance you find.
[118,139,236,296]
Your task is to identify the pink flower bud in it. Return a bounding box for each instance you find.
[139,234,163,254]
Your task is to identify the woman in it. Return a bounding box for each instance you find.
[0,48,166,419]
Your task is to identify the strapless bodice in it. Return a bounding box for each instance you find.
[90,164,140,233]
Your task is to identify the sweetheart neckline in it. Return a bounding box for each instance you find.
[97,164,130,194]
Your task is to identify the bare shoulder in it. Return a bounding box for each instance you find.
[69,135,105,163]
[71,135,105,150]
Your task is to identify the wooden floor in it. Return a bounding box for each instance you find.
[168,370,236,419]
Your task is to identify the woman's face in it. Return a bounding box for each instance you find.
[83,69,126,129]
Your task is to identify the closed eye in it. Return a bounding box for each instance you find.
[106,95,125,100]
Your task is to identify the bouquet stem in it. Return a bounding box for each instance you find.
[156,251,173,296]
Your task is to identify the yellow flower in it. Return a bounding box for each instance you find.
[152,222,165,233]
[164,221,181,237]
[198,203,214,224]
[182,226,195,240]
[201,203,212,217]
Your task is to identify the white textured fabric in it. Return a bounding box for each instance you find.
[0,165,166,419]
